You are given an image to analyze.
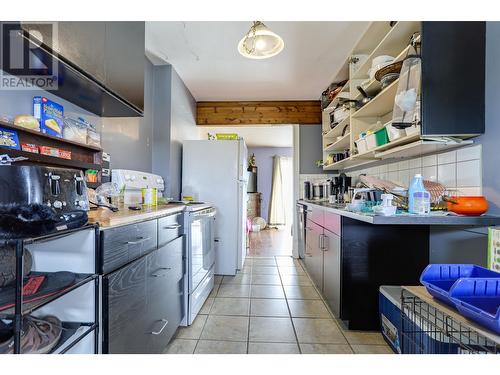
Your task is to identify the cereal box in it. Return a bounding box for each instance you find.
[33,96,64,138]
[0,126,21,150]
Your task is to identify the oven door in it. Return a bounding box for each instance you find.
[189,209,216,293]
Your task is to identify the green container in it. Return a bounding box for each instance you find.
[375,127,389,146]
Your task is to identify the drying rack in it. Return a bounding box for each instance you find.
[0,225,100,354]
[401,286,500,354]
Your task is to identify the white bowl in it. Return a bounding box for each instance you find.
[372,55,394,68]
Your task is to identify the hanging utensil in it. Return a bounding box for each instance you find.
[357,86,372,106]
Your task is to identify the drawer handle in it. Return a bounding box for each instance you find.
[163,224,181,229]
[151,319,169,335]
[151,267,172,277]
[306,209,312,213]
[126,236,152,245]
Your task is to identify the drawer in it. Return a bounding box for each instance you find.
[324,211,341,236]
[306,205,324,227]
[158,213,183,247]
[101,219,158,273]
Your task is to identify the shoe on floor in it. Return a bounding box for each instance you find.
[0,315,62,354]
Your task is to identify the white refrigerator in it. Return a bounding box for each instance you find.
[182,140,248,275]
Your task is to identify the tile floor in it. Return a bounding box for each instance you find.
[165,256,393,354]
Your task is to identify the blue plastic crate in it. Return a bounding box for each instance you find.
[450,278,500,334]
[420,264,500,306]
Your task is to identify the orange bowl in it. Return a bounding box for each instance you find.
[447,196,489,216]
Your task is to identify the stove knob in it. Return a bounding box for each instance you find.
[131,175,137,181]
[53,200,63,209]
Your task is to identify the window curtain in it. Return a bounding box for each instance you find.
[268,156,293,226]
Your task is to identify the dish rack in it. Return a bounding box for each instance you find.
[401,287,500,354]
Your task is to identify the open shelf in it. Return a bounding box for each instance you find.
[352,132,421,159]
[323,117,350,139]
[323,81,350,112]
[0,120,102,152]
[323,156,374,171]
[323,132,351,152]
[0,273,96,317]
[0,148,101,170]
[351,21,420,80]
[374,139,474,159]
[51,322,96,354]
[351,77,399,118]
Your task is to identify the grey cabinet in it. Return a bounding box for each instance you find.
[304,219,324,290]
[322,229,341,317]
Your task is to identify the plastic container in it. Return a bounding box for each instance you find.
[385,122,406,141]
[420,264,500,306]
[63,116,88,144]
[408,174,430,215]
[450,278,500,334]
[365,133,377,150]
[355,137,368,154]
[374,127,389,146]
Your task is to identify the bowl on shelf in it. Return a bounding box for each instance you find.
[380,73,400,89]
[375,60,404,81]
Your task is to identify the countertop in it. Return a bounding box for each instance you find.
[88,203,186,229]
[298,200,500,226]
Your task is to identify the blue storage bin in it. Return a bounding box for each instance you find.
[450,278,500,334]
[420,264,500,306]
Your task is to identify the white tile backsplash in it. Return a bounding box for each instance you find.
[457,145,482,162]
[456,159,482,187]
[338,145,482,194]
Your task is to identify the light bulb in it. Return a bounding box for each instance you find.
[255,38,267,51]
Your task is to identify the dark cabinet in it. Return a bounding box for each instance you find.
[105,255,148,354]
[304,219,324,291]
[146,236,184,353]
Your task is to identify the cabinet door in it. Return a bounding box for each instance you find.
[304,219,324,290]
[146,236,184,353]
[323,229,341,318]
[105,256,148,354]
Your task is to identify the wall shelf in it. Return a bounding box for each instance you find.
[0,148,101,170]
[351,77,399,118]
[374,139,473,159]
[323,132,350,152]
[323,117,350,139]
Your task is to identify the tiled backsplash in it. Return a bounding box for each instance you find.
[346,145,483,195]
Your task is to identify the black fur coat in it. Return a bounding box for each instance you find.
[0,203,59,239]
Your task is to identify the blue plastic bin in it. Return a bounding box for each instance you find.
[450,278,500,334]
[420,264,500,306]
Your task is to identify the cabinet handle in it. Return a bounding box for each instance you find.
[126,236,152,245]
[163,224,181,229]
[151,319,169,335]
[323,236,329,251]
[151,267,172,277]
[306,209,312,213]
[319,234,324,249]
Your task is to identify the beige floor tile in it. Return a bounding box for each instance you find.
[278,266,306,276]
[293,318,347,344]
[252,259,277,266]
[249,317,296,343]
[248,342,300,354]
[194,340,247,354]
[199,297,214,315]
[164,339,198,354]
[275,257,300,266]
[221,273,252,285]
[281,275,312,286]
[214,275,223,285]
[239,266,252,274]
[200,315,249,341]
[343,331,387,346]
[252,266,279,275]
[175,315,207,340]
[288,300,331,318]
[251,274,282,285]
[283,285,321,300]
[250,298,290,317]
[351,344,394,354]
[217,284,251,298]
[300,343,354,354]
[250,285,285,299]
[210,297,250,316]
[208,284,220,298]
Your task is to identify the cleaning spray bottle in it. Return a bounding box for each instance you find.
[408,174,430,215]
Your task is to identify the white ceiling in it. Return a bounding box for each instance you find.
[197,126,294,147]
[145,21,370,101]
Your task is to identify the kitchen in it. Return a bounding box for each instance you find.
[0,2,500,371]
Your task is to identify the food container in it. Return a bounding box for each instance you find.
[14,115,40,131]
[142,188,158,206]
[405,124,421,136]
[385,122,406,141]
[87,126,101,147]
[365,133,378,150]
[216,133,238,140]
[63,117,88,144]
[355,137,368,154]
[446,196,489,216]
[21,143,39,153]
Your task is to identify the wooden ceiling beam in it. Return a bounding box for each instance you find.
[196,100,322,126]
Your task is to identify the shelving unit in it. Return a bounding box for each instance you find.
[0,119,103,186]
[323,132,350,153]
[0,225,99,354]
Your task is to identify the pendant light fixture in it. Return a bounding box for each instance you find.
[238,21,284,59]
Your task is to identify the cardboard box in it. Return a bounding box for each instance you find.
[33,96,64,138]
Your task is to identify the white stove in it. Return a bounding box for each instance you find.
[111,169,165,205]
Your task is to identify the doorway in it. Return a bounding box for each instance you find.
[197,125,295,257]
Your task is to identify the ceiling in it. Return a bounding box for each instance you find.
[197,126,294,147]
[145,21,370,101]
